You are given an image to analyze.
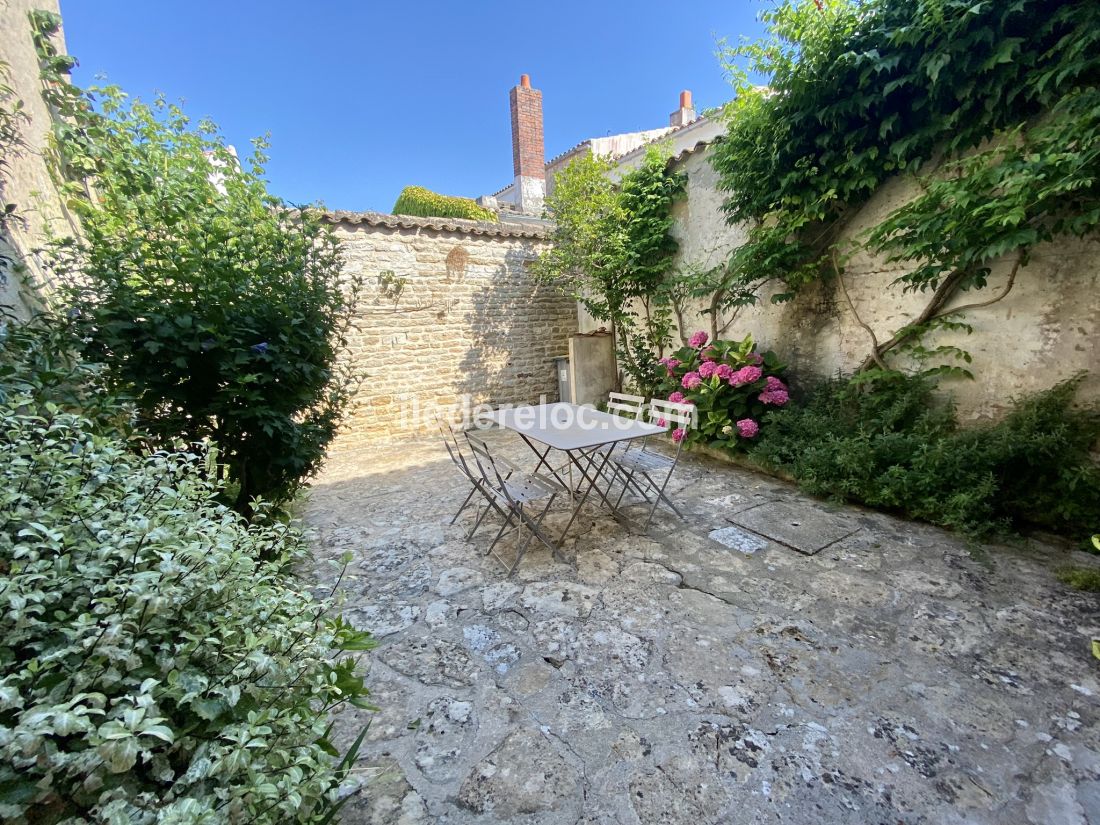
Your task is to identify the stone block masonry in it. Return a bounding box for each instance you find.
[323,211,576,452]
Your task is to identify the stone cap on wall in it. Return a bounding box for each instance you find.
[318,209,552,240]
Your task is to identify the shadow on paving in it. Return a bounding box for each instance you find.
[303,431,1100,825]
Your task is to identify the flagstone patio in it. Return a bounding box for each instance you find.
[303,430,1100,825]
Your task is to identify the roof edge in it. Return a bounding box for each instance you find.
[316,209,552,240]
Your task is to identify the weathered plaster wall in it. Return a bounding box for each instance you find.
[611,144,1099,422]
[0,0,75,318]
[327,212,577,451]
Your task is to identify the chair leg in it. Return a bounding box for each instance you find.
[451,485,478,524]
[466,501,492,539]
[659,490,686,520]
[507,496,557,575]
[614,468,639,511]
[640,469,682,531]
[485,508,518,557]
[641,492,662,533]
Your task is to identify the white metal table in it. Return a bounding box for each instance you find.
[483,402,667,547]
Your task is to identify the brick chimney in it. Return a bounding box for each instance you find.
[669,90,696,128]
[509,73,545,214]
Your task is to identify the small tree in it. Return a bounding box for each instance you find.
[533,148,684,393]
[50,86,361,514]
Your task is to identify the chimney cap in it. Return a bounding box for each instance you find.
[520,74,531,88]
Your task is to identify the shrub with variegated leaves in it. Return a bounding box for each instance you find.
[0,319,373,823]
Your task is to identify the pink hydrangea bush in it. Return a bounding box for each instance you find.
[656,332,788,451]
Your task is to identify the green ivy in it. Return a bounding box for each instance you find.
[392,185,498,222]
[708,0,1100,367]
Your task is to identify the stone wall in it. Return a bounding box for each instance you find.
[325,211,577,451]
[585,143,1100,423]
[0,0,75,319]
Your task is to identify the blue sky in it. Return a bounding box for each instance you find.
[61,1,767,213]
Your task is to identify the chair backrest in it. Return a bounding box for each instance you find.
[437,418,476,482]
[649,399,696,432]
[464,431,506,489]
[607,391,646,419]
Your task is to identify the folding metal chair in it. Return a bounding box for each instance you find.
[437,419,517,539]
[465,431,564,575]
[605,398,695,532]
[606,391,646,419]
[594,391,649,494]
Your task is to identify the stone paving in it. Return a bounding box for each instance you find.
[303,430,1100,825]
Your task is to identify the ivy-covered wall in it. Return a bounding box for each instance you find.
[0,0,74,319]
[642,143,1100,422]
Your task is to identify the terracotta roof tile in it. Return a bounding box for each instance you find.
[667,137,720,166]
[318,210,551,240]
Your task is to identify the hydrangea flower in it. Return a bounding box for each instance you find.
[659,356,681,376]
[729,365,763,387]
[668,391,686,403]
[746,352,764,365]
[759,388,790,406]
[721,424,734,436]
[716,364,734,381]
[764,375,786,392]
[672,428,686,443]
[682,371,702,390]
[698,361,719,379]
[736,418,760,438]
[688,330,709,349]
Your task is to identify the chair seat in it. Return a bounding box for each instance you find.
[609,447,674,473]
[501,472,561,504]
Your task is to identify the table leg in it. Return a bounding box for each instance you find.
[522,435,559,478]
[556,446,614,548]
[519,434,577,505]
[566,445,618,511]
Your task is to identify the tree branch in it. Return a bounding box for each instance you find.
[833,250,889,370]
[931,249,1023,320]
[856,267,967,372]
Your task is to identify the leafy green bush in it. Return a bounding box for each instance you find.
[0,320,373,822]
[392,185,498,222]
[47,83,361,515]
[751,373,1100,539]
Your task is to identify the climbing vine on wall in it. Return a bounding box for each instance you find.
[707,0,1100,375]
[0,61,28,296]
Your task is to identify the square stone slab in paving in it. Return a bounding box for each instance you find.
[729,499,859,555]
[708,525,768,555]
